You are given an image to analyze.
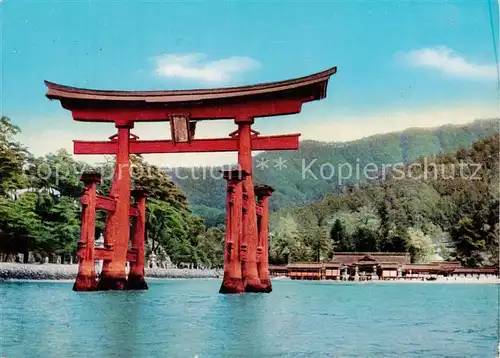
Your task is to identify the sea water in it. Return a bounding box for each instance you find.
[0,280,498,357]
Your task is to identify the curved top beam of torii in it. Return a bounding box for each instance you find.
[44,67,337,122]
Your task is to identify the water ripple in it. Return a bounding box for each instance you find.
[0,280,497,358]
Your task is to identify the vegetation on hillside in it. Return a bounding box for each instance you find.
[0,117,224,268]
[268,134,499,267]
[173,119,499,226]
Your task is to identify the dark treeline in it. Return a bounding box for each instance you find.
[269,134,499,268]
[0,117,224,268]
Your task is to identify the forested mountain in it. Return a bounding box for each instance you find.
[173,118,499,226]
[0,117,224,267]
[1,115,498,269]
[268,134,499,268]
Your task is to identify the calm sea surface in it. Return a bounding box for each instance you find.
[0,280,498,358]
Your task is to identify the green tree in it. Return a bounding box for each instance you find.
[270,215,309,264]
[26,149,86,198]
[0,116,29,195]
[450,217,486,267]
[0,193,43,261]
[195,227,225,268]
[352,226,378,252]
[330,219,351,251]
[407,228,434,263]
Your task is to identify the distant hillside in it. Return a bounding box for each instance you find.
[267,134,499,267]
[171,118,499,226]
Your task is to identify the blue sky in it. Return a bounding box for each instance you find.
[1,0,498,166]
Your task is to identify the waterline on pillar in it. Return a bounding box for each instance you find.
[259,278,272,293]
[73,276,98,291]
[97,275,127,291]
[243,276,268,293]
[219,277,245,294]
[126,274,149,290]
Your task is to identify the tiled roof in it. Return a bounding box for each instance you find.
[331,252,410,266]
[453,268,498,274]
[268,265,288,271]
[287,263,323,269]
[402,264,441,271]
[323,262,341,268]
[379,263,400,269]
[437,261,462,269]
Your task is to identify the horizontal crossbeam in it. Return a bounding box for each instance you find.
[96,195,116,212]
[74,134,300,155]
[94,247,113,261]
[94,247,138,263]
[69,99,303,122]
[126,249,138,263]
[129,206,139,217]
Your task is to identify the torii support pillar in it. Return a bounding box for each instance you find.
[127,188,149,290]
[236,117,266,293]
[98,123,133,290]
[219,169,248,294]
[73,173,101,291]
[255,185,274,293]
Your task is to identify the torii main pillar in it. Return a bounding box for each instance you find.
[235,117,264,292]
[98,122,133,290]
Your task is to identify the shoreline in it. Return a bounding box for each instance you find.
[1,263,498,284]
[2,278,498,285]
[0,262,222,281]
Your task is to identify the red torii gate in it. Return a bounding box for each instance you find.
[44,66,336,293]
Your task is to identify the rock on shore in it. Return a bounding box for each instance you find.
[0,263,222,281]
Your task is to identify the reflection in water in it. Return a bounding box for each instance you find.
[2,282,74,358]
[0,280,498,358]
[212,294,269,358]
[96,291,147,357]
